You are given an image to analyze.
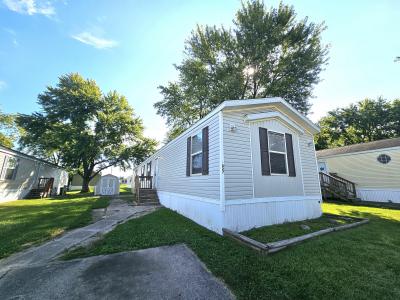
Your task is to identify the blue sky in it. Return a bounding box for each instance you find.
[0,0,399,144]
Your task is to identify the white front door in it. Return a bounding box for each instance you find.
[318,162,328,173]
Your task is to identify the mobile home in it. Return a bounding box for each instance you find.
[0,146,68,202]
[317,138,400,203]
[134,98,322,233]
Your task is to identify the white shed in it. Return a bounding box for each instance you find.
[94,174,120,196]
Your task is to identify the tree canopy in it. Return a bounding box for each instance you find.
[315,97,400,150]
[17,73,157,192]
[155,0,328,141]
[0,109,18,148]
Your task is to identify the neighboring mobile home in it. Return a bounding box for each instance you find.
[133,98,322,234]
[70,173,101,191]
[0,146,68,202]
[317,138,400,203]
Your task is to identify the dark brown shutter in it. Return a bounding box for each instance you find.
[202,126,209,175]
[259,127,271,176]
[285,133,296,177]
[186,136,191,176]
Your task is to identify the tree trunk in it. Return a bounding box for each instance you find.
[80,175,91,193]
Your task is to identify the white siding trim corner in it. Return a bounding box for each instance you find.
[218,111,226,211]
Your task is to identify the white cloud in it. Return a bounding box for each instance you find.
[0,81,7,90]
[71,31,118,49]
[3,0,55,17]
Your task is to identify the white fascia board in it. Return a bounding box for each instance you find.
[245,111,305,134]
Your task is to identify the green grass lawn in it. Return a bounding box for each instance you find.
[119,183,132,195]
[0,193,110,259]
[242,214,352,243]
[64,203,400,299]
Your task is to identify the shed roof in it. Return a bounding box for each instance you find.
[317,137,400,158]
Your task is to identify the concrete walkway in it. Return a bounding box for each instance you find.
[0,198,158,276]
[0,244,234,300]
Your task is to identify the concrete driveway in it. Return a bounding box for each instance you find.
[0,244,234,300]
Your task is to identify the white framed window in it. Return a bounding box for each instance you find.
[191,131,203,175]
[268,131,287,175]
[1,156,19,180]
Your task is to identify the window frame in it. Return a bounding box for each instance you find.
[267,130,288,176]
[190,131,203,176]
[0,156,19,181]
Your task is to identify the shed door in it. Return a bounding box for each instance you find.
[101,178,115,195]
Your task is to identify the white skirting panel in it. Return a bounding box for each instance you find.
[357,188,400,203]
[0,188,30,202]
[157,191,224,234]
[224,197,322,232]
[158,191,322,234]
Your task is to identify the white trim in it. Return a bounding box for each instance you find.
[225,195,321,205]
[246,111,305,134]
[218,111,226,211]
[297,136,306,196]
[267,130,288,176]
[313,142,323,199]
[248,121,255,198]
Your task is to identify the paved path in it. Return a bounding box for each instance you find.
[0,198,158,276]
[0,244,234,300]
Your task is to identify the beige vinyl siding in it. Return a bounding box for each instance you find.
[321,147,400,189]
[223,107,320,200]
[249,118,304,197]
[223,110,253,200]
[299,133,321,196]
[136,113,220,200]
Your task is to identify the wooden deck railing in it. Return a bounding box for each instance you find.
[134,175,153,204]
[38,177,54,198]
[319,172,356,200]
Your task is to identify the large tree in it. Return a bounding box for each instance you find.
[0,109,18,148]
[18,73,156,192]
[315,97,400,150]
[155,1,328,140]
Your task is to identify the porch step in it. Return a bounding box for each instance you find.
[25,188,45,199]
[137,189,159,205]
